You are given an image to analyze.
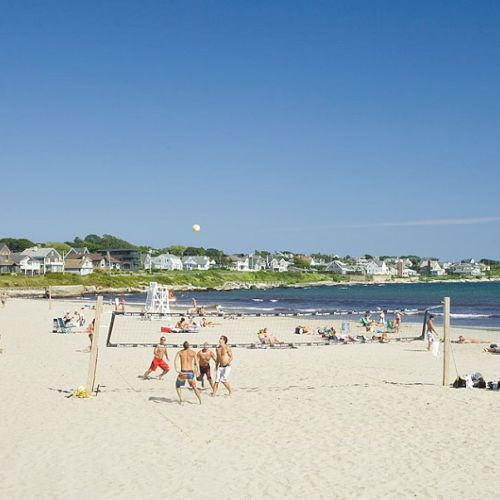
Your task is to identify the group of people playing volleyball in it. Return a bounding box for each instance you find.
[142,335,233,404]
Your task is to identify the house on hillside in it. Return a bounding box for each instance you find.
[420,260,446,277]
[269,258,289,272]
[365,259,390,276]
[182,256,212,271]
[325,260,356,274]
[21,247,64,273]
[248,255,266,271]
[151,254,183,271]
[229,256,250,272]
[97,249,141,272]
[449,262,484,276]
[64,257,94,275]
[66,247,90,258]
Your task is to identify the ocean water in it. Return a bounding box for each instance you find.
[101,281,500,329]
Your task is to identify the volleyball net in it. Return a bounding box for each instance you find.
[105,309,426,348]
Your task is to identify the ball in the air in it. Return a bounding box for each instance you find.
[192,224,201,232]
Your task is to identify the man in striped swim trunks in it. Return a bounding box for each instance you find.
[174,341,202,404]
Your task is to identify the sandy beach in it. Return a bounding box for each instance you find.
[2,297,500,499]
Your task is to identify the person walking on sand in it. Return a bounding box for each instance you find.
[143,336,170,380]
[212,335,233,397]
[426,314,438,351]
[197,342,216,390]
[174,341,202,404]
[394,311,402,334]
[1,292,7,308]
[86,318,95,351]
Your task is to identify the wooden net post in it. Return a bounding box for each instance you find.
[86,295,104,393]
[442,297,451,386]
[48,286,52,310]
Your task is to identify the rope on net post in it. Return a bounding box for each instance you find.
[442,297,451,387]
[86,295,104,394]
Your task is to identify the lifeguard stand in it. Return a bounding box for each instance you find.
[144,282,171,315]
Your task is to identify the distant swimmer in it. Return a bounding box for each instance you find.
[212,336,233,397]
[197,342,216,390]
[143,336,170,380]
[174,341,202,404]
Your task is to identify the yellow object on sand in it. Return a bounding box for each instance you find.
[74,386,92,398]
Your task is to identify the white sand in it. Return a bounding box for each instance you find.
[1,297,500,499]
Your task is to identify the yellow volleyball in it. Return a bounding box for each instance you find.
[192,224,201,232]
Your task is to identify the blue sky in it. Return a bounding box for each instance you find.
[1,1,499,259]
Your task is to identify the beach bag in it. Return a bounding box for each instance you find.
[471,372,486,388]
[453,376,466,388]
[487,381,500,390]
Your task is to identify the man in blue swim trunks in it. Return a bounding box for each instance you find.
[174,341,202,404]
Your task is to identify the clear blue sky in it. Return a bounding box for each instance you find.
[1,1,499,259]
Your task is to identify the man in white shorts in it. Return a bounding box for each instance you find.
[212,335,233,397]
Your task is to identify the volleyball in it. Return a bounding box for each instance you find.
[192,224,201,233]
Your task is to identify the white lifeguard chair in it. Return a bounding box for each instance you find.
[144,282,172,315]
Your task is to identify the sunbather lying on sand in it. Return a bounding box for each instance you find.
[483,344,500,353]
[372,332,390,343]
[201,318,221,328]
[456,335,484,344]
[257,328,282,345]
[295,325,314,335]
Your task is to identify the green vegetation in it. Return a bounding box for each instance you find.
[66,234,138,251]
[0,270,343,290]
[0,238,35,252]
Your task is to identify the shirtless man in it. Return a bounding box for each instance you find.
[143,336,170,380]
[174,341,201,404]
[426,314,438,351]
[212,335,233,397]
[197,342,216,389]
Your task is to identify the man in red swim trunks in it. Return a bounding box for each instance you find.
[143,336,170,380]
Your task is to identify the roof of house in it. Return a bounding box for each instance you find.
[21,247,61,259]
[183,255,209,262]
[0,244,11,255]
[64,259,92,269]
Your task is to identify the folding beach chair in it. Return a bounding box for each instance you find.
[52,317,73,334]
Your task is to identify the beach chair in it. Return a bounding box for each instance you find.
[52,317,73,334]
[386,320,396,333]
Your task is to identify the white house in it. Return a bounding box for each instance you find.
[21,247,64,273]
[66,247,90,258]
[365,259,390,276]
[420,260,446,276]
[449,262,484,276]
[248,255,266,271]
[269,258,289,272]
[151,254,183,271]
[64,257,94,275]
[325,260,355,274]
[182,256,212,271]
[0,247,42,275]
[229,256,250,272]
